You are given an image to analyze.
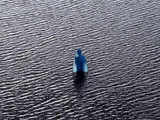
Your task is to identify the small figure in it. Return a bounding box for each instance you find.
[73,49,88,73]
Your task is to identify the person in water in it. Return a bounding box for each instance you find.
[73,49,88,73]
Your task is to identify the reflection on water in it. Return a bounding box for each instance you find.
[73,72,88,94]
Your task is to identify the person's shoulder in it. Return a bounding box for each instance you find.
[82,55,86,58]
[81,55,86,61]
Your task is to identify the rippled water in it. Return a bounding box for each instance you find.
[0,0,160,119]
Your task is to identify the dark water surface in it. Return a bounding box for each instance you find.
[0,0,160,119]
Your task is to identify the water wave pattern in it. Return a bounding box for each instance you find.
[0,0,160,119]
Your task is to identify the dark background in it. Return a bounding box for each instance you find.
[0,0,160,119]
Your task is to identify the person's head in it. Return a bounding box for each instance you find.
[77,49,82,55]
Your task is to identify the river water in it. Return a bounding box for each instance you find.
[0,0,160,119]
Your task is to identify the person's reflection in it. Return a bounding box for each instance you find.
[73,72,87,93]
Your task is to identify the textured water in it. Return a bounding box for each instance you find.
[0,0,160,119]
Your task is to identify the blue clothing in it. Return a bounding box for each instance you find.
[75,55,86,72]
[73,49,88,72]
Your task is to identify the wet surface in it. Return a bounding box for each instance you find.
[0,0,160,119]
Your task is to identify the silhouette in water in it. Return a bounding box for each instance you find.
[73,72,87,91]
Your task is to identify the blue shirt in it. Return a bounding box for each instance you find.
[75,55,86,72]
